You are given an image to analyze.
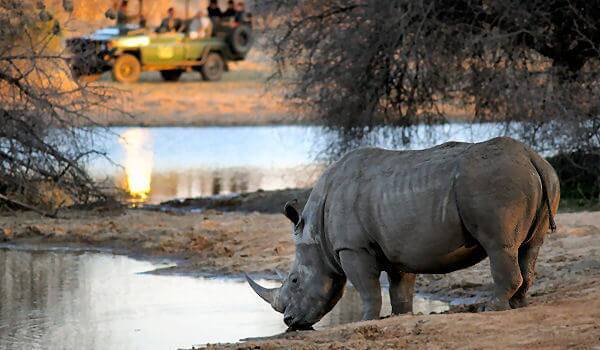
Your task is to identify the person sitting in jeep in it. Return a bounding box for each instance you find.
[189,10,213,40]
[234,1,250,24]
[115,0,144,26]
[207,0,222,19]
[157,7,182,33]
[222,0,237,20]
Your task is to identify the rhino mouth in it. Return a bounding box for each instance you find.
[285,320,315,331]
[284,313,319,331]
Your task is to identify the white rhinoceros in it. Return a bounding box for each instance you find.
[247,137,560,329]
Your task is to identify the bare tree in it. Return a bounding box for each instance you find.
[0,0,119,214]
[259,0,599,202]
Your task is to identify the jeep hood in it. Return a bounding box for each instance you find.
[88,25,142,41]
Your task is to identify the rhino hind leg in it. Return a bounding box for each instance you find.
[339,249,382,320]
[510,232,546,308]
[509,244,540,308]
[509,205,551,309]
[486,248,523,311]
[387,271,416,314]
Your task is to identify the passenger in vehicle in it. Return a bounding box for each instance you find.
[189,10,213,40]
[222,0,237,20]
[115,0,143,26]
[234,1,248,23]
[157,7,182,33]
[207,0,222,19]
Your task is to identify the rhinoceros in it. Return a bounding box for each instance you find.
[246,137,560,329]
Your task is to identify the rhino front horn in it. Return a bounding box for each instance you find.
[245,273,284,313]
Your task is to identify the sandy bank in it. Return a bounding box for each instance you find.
[87,55,296,127]
[0,207,597,288]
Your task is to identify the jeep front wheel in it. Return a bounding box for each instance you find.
[200,53,224,81]
[112,54,141,83]
[160,69,183,82]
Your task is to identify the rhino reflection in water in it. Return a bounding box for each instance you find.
[247,137,560,329]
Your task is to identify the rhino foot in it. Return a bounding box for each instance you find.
[483,298,511,312]
[509,295,528,309]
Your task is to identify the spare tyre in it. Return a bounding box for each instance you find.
[227,24,253,56]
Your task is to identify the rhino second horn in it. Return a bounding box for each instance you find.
[245,273,284,313]
[275,268,287,282]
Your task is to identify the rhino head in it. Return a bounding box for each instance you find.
[246,199,346,329]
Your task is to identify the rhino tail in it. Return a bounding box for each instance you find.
[528,149,558,233]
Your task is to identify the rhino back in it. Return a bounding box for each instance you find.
[319,137,552,274]
[323,142,476,270]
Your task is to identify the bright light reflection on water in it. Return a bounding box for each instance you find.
[0,249,449,349]
[119,128,154,202]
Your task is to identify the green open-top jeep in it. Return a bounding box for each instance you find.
[66,4,252,83]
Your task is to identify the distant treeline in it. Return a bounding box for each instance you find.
[547,152,599,207]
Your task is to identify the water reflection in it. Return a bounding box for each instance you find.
[88,124,516,204]
[90,126,323,204]
[119,129,153,202]
[0,249,450,349]
[125,166,321,204]
[319,286,449,328]
[0,248,286,349]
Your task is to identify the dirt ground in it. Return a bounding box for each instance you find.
[209,290,599,349]
[0,206,598,348]
[86,50,295,127]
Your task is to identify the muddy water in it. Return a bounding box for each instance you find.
[0,248,448,349]
[88,124,508,204]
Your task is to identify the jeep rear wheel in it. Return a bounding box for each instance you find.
[160,69,184,82]
[200,53,225,81]
[112,54,141,83]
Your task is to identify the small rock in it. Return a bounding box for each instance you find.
[0,228,13,241]
[26,225,43,236]
[354,325,382,340]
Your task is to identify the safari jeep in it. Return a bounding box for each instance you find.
[66,23,252,83]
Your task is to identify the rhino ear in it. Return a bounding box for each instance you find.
[284,200,300,226]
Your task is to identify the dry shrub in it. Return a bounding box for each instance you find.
[259,0,599,202]
[0,0,123,212]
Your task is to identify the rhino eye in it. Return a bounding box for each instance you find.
[291,277,298,284]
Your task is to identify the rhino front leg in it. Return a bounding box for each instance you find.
[387,271,416,314]
[339,249,382,320]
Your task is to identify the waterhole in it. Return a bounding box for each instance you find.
[0,248,450,349]
[88,124,508,204]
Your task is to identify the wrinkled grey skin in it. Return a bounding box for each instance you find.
[247,137,560,329]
